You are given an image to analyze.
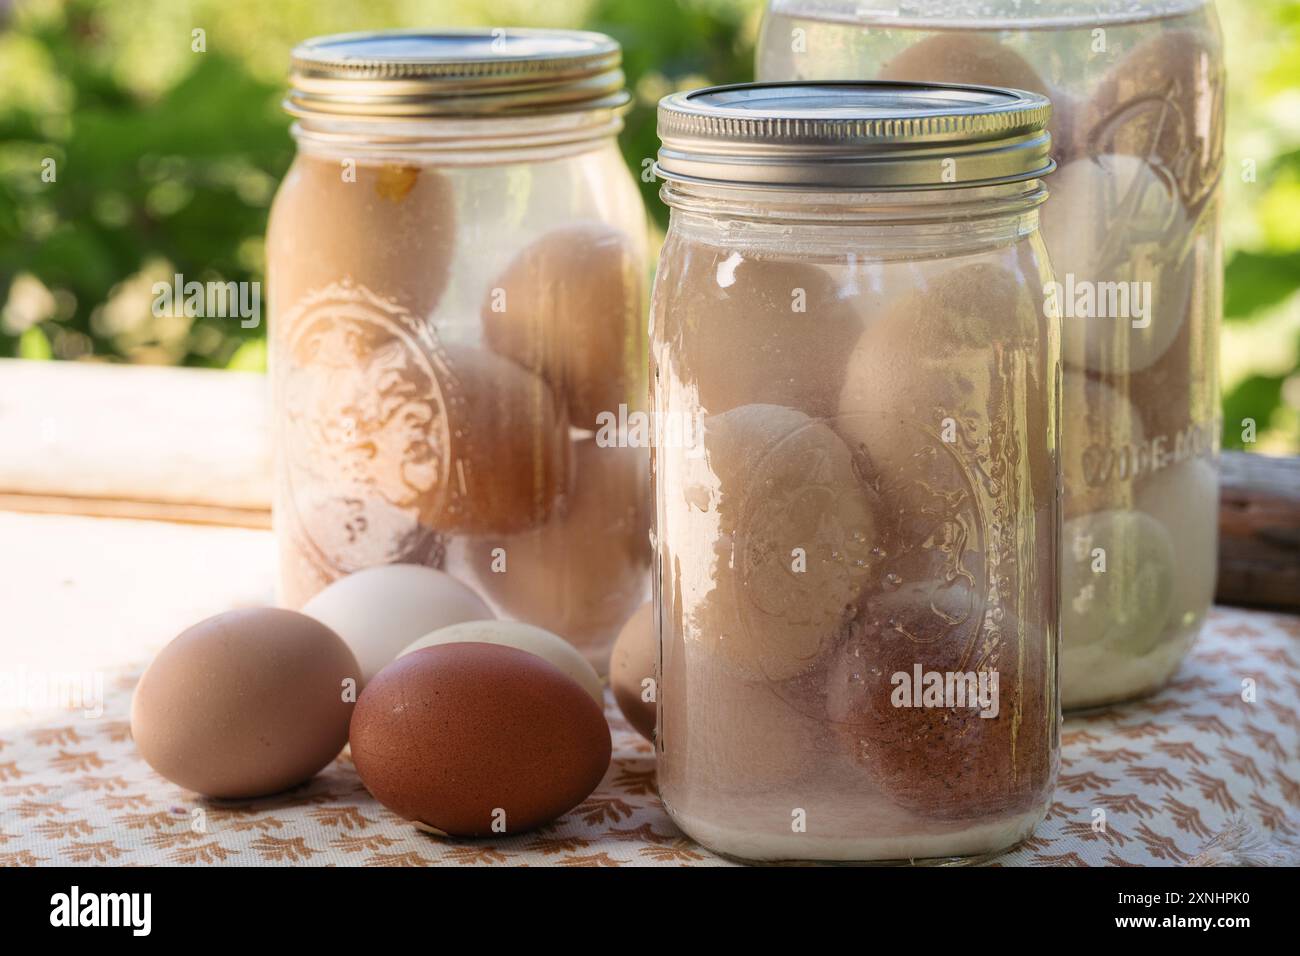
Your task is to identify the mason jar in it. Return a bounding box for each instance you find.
[650,81,1061,863]
[757,1,1225,709]
[268,30,649,669]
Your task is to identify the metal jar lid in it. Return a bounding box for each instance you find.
[286,28,630,121]
[655,81,1054,191]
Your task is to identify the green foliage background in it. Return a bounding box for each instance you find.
[0,0,1296,452]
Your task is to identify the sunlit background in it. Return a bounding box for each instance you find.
[1,0,1296,453]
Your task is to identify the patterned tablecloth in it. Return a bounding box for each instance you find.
[1,605,1297,867]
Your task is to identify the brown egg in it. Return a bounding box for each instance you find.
[482,223,642,430]
[879,33,1046,95]
[876,34,1074,159]
[131,608,359,799]
[349,642,611,836]
[825,594,1054,822]
[655,248,863,418]
[268,155,456,322]
[461,438,649,669]
[435,345,568,535]
[684,403,878,682]
[610,602,656,740]
[1079,29,1225,210]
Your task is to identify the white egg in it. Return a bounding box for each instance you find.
[1136,459,1219,636]
[400,619,603,705]
[300,564,492,686]
[1060,508,1175,658]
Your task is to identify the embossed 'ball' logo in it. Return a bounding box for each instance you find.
[280,282,451,577]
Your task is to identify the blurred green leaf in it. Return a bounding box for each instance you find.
[1221,373,1286,450]
[226,338,267,372]
[1223,249,1300,319]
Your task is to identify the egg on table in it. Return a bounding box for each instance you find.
[609,602,656,740]
[131,608,359,799]
[301,563,492,686]
[399,619,603,705]
[350,642,611,836]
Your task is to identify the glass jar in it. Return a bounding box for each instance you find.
[757,1,1225,709]
[650,82,1061,863]
[268,30,650,670]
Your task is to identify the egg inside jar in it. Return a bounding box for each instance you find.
[756,0,1225,709]
[651,83,1060,863]
[268,30,649,670]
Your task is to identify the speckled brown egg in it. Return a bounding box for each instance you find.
[349,642,611,836]
[131,608,359,799]
[482,222,642,430]
[609,602,656,740]
[825,594,1054,822]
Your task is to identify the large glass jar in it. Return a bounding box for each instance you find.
[268,30,650,670]
[651,82,1061,863]
[757,1,1226,709]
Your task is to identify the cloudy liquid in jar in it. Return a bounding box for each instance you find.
[758,0,1224,709]
[651,216,1060,862]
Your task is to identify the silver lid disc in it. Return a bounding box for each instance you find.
[287,28,630,121]
[656,81,1054,191]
